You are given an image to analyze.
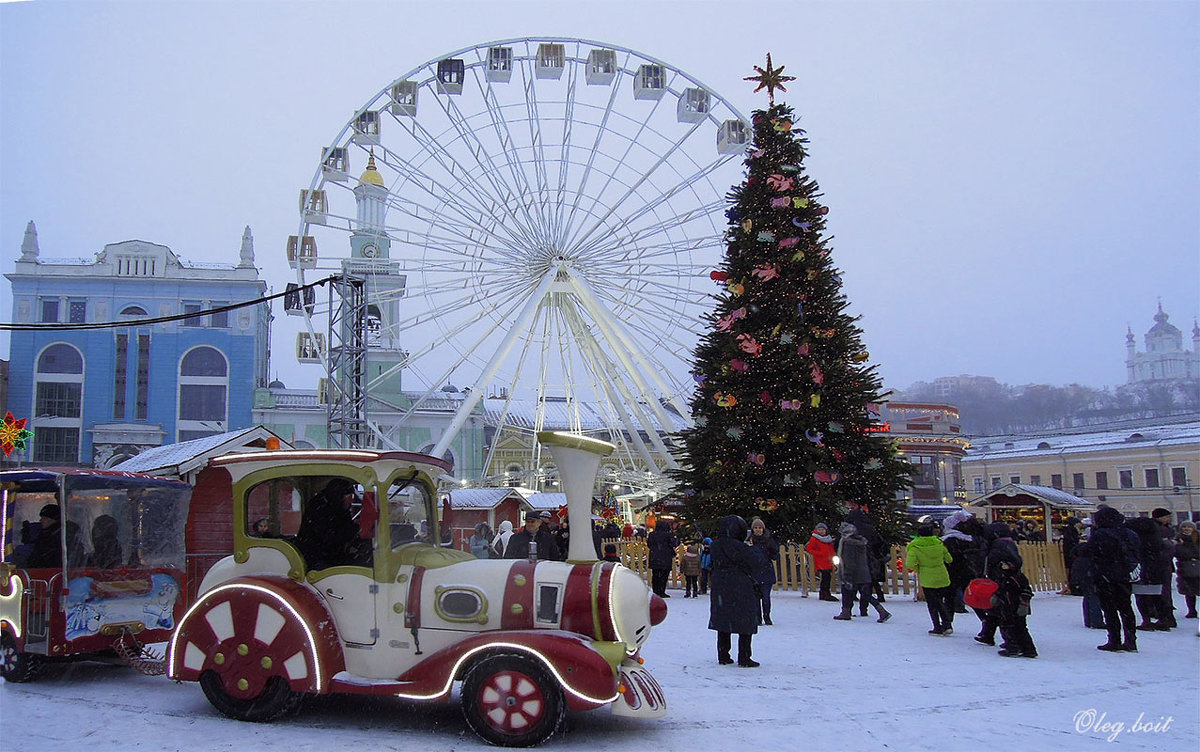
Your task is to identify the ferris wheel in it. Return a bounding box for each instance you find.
[287,37,750,482]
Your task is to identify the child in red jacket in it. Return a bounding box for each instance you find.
[805,523,838,601]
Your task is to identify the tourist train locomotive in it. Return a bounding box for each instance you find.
[2,432,668,747]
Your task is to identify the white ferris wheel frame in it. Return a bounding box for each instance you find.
[292,37,750,489]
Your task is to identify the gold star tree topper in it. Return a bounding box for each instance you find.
[745,53,796,105]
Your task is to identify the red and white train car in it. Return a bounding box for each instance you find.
[168,433,667,746]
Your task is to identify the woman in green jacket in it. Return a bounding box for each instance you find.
[907,522,954,635]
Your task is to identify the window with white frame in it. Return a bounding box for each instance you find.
[177,346,227,441]
[33,343,84,463]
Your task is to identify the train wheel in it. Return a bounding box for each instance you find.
[200,671,303,722]
[184,589,312,722]
[461,654,566,747]
[0,633,39,683]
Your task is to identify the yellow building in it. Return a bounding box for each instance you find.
[963,420,1199,522]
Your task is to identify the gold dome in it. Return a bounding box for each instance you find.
[359,149,385,187]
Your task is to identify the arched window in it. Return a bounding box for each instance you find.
[177,346,228,441]
[119,305,148,317]
[506,464,523,488]
[33,343,84,463]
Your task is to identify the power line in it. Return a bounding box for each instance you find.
[0,276,338,331]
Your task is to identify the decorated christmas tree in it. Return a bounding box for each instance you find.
[674,57,912,543]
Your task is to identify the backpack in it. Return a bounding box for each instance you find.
[964,577,999,610]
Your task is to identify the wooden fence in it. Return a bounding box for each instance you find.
[603,539,1069,595]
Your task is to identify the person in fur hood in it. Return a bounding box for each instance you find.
[941,511,985,614]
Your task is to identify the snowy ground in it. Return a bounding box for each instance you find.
[3,589,1197,751]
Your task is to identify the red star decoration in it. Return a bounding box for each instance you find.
[744,53,796,105]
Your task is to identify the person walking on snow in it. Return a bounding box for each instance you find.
[907,522,954,635]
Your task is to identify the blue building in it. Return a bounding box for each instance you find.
[6,222,269,467]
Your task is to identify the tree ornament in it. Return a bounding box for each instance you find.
[814,471,841,484]
[727,281,745,295]
[752,264,780,281]
[827,421,845,433]
[771,196,791,209]
[759,391,773,406]
[778,237,800,249]
[691,371,707,385]
[804,428,824,445]
[726,427,744,439]
[742,219,753,232]
[780,399,802,410]
[792,218,812,231]
[796,343,810,356]
[792,250,805,262]
[852,351,870,362]
[710,269,729,282]
[730,358,749,372]
[737,334,763,356]
[715,393,738,407]
[756,231,776,242]
[766,174,794,192]
[810,394,822,408]
[770,433,788,444]
[756,497,780,512]
[744,53,796,105]
[746,452,766,466]
[864,458,883,470]
[811,363,825,385]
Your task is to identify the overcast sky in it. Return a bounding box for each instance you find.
[2,0,1197,393]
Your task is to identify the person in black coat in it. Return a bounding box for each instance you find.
[1070,537,1106,629]
[845,502,887,602]
[973,522,1022,646]
[708,515,766,667]
[646,521,679,598]
[505,511,559,560]
[295,478,371,571]
[1151,508,1178,628]
[1061,517,1083,593]
[748,517,780,625]
[940,511,982,613]
[1125,515,1168,630]
[1090,505,1141,652]
[27,504,65,568]
[87,514,124,569]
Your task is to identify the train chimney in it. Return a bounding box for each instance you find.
[536,431,614,562]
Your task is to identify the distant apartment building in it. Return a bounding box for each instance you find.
[963,420,1198,522]
[5,222,269,467]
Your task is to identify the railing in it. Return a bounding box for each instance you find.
[601,539,1069,595]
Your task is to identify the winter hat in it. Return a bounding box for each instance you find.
[814,522,828,531]
[1179,520,1197,532]
[839,522,856,537]
[1151,508,1171,520]
[39,504,60,521]
[524,510,542,522]
[702,537,712,546]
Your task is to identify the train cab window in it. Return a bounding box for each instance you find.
[387,479,433,549]
[244,478,303,539]
[245,476,372,570]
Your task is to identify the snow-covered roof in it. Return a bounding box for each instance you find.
[447,488,524,510]
[524,491,567,511]
[968,483,1095,509]
[965,420,1199,460]
[111,426,289,478]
